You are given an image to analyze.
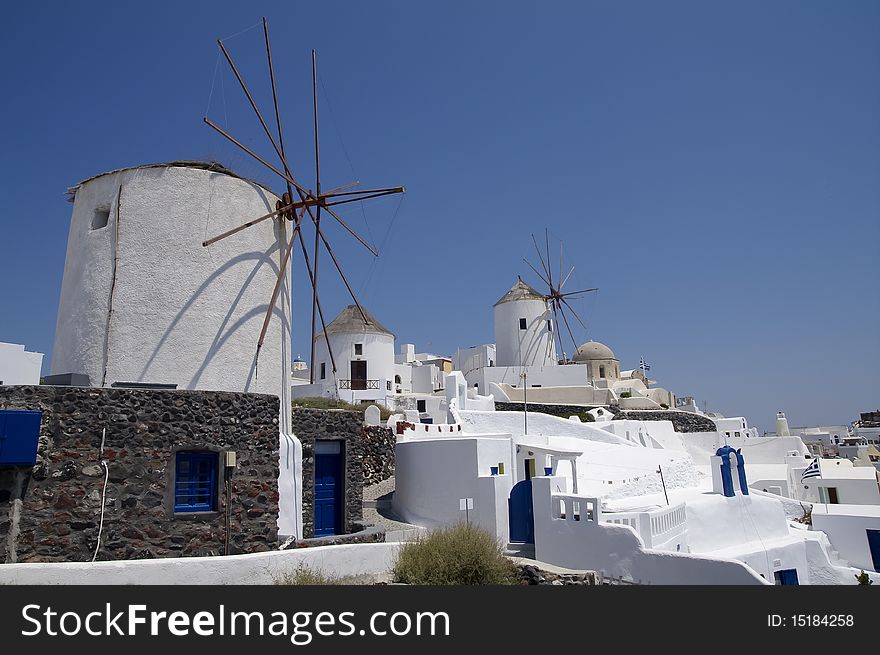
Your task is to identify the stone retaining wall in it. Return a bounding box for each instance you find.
[612,410,717,433]
[494,401,604,420]
[362,425,395,486]
[0,385,280,563]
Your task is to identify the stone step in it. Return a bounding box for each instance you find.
[505,542,535,558]
[363,498,392,510]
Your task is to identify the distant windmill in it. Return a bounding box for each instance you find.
[523,230,597,363]
[201,17,405,381]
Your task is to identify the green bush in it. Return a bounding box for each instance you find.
[292,397,393,420]
[393,523,517,585]
[576,412,595,422]
[619,392,632,399]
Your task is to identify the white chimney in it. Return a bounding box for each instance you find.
[775,411,791,436]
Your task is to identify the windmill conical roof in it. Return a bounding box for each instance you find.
[315,304,394,340]
[493,277,546,307]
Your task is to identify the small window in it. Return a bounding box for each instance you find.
[174,452,218,513]
[91,207,110,230]
[394,375,401,384]
[519,318,527,330]
[354,343,363,356]
[417,399,427,412]
[547,320,552,332]
[599,365,606,379]
[320,362,326,380]
[386,380,391,391]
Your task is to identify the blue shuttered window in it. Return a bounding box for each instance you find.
[174,452,218,513]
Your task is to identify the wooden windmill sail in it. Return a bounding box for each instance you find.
[523,229,597,363]
[201,17,404,382]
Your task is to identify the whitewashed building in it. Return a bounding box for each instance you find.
[0,342,44,386]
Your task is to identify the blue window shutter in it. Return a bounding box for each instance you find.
[174,452,218,512]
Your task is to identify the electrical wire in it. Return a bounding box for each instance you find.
[91,427,109,562]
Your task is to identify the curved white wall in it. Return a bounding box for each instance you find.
[51,165,290,399]
[494,297,555,368]
[312,329,395,402]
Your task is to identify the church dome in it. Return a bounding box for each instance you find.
[572,340,616,362]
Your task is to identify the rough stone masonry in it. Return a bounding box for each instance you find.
[0,385,280,562]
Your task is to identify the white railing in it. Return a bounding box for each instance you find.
[602,502,688,551]
[551,494,601,524]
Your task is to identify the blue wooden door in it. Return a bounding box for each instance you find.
[508,479,534,544]
[773,569,799,585]
[867,530,880,571]
[314,441,343,537]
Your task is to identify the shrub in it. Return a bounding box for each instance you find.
[274,563,339,585]
[619,392,632,399]
[393,523,517,585]
[660,403,669,409]
[576,412,595,422]
[855,570,874,585]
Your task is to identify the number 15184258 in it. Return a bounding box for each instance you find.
[768,614,854,627]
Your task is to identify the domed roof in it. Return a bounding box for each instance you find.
[572,340,616,362]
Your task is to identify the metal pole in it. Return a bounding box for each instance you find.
[658,465,669,506]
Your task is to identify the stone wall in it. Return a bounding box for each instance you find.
[494,401,604,420]
[612,410,717,433]
[362,425,395,486]
[0,385,280,563]
[292,407,364,539]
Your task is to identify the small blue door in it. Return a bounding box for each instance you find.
[867,530,880,571]
[314,441,343,537]
[774,569,799,585]
[508,479,534,544]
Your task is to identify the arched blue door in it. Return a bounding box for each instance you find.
[508,480,534,543]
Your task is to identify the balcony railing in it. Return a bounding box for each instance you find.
[338,379,380,390]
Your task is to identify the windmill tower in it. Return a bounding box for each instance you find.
[493,278,555,368]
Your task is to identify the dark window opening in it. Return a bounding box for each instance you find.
[354,343,363,356]
[320,362,326,380]
[519,318,527,330]
[599,365,606,379]
[394,375,401,384]
[547,320,552,332]
[91,208,110,230]
[417,399,427,412]
[174,451,218,513]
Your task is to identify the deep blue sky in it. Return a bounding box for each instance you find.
[1,1,877,431]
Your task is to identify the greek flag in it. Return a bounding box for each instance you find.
[801,459,821,481]
[639,357,651,372]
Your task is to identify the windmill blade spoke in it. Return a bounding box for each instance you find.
[263,16,297,204]
[323,180,361,195]
[311,216,370,323]
[545,228,554,289]
[560,287,598,298]
[559,242,564,294]
[312,48,322,197]
[323,205,379,257]
[217,36,297,187]
[203,117,314,200]
[557,301,581,360]
[531,233,552,286]
[325,189,403,207]
[560,297,589,331]
[322,186,405,200]
[291,219,337,379]
[523,258,550,287]
[202,202,295,247]
[559,265,575,292]
[551,301,566,362]
[310,201,322,387]
[256,206,307,354]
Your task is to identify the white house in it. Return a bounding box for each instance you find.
[0,342,44,386]
[294,304,396,404]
